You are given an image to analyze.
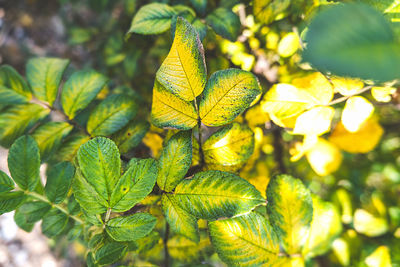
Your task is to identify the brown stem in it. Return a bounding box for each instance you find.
[272,127,286,174]
[163,221,170,267]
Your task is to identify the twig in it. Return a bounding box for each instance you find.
[328,86,373,106]
[163,222,170,267]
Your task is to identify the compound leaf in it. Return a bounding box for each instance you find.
[209,212,280,266]
[8,135,40,191]
[174,170,265,220]
[106,213,157,242]
[156,17,207,101]
[157,131,192,192]
[61,70,108,119]
[199,69,261,127]
[266,174,313,255]
[26,57,69,105]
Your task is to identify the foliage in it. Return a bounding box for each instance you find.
[1,0,400,266]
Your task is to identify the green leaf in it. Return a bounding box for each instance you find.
[193,19,207,41]
[161,194,199,243]
[151,80,198,130]
[132,231,161,254]
[54,133,90,162]
[0,65,31,98]
[127,3,176,35]
[190,0,207,15]
[303,3,400,82]
[203,122,254,167]
[77,137,121,204]
[106,213,157,242]
[173,170,265,220]
[14,209,35,232]
[61,70,108,119]
[209,212,280,266]
[157,131,192,192]
[72,167,108,214]
[0,191,26,215]
[26,57,69,105]
[206,8,240,41]
[156,17,207,102]
[32,122,73,161]
[17,201,51,223]
[0,171,14,193]
[8,135,40,191]
[0,103,50,147]
[41,208,69,237]
[94,242,127,265]
[0,85,29,105]
[253,0,290,24]
[266,174,313,255]
[168,234,212,263]
[303,196,342,258]
[45,162,75,204]
[111,121,149,154]
[110,158,157,212]
[199,69,261,127]
[87,94,137,137]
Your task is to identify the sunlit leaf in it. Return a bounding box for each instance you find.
[45,162,74,204]
[293,106,335,136]
[127,3,177,35]
[341,96,374,133]
[0,86,29,105]
[61,70,108,119]
[156,17,207,101]
[278,32,300,58]
[8,136,40,191]
[203,122,254,167]
[332,237,350,266]
[303,196,342,258]
[365,246,392,267]
[87,94,137,136]
[0,65,31,98]
[266,174,313,254]
[209,212,280,266]
[199,69,261,127]
[161,194,199,242]
[168,234,212,263]
[353,209,388,237]
[329,119,383,153]
[206,8,240,41]
[253,0,290,24]
[174,170,265,220]
[157,131,192,192]
[111,121,149,154]
[32,122,73,161]
[371,86,396,103]
[306,138,342,176]
[106,213,156,242]
[26,57,69,105]
[303,3,400,82]
[151,80,198,130]
[331,77,364,96]
[0,103,50,147]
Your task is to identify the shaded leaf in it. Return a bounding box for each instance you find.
[253,0,290,24]
[45,162,75,204]
[41,208,69,237]
[106,213,156,242]
[26,57,69,105]
[190,0,207,15]
[156,17,207,101]
[168,234,212,263]
[111,121,149,154]
[95,242,127,265]
[54,133,90,162]
[0,85,28,105]
[17,201,51,223]
[61,70,108,119]
[209,212,280,266]
[0,191,26,215]
[8,136,40,191]
[0,171,14,193]
[157,131,192,192]
[199,69,261,127]
[206,8,240,41]
[14,208,34,232]
[0,65,31,98]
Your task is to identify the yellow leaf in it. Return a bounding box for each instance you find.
[293,106,335,136]
[331,76,364,96]
[290,135,318,162]
[156,17,207,101]
[278,32,300,58]
[151,80,198,130]
[354,209,388,237]
[306,138,342,176]
[203,123,254,167]
[332,238,350,266]
[262,72,333,128]
[245,105,270,128]
[329,119,383,153]
[142,132,164,158]
[341,96,374,133]
[371,86,396,103]
[365,246,392,267]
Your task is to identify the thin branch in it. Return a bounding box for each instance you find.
[163,221,170,267]
[328,86,373,106]
[272,127,286,174]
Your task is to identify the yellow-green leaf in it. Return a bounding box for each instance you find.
[209,212,280,266]
[341,96,374,133]
[253,0,290,24]
[266,174,313,255]
[151,80,198,130]
[203,122,254,167]
[54,133,90,162]
[161,194,199,242]
[331,76,364,96]
[173,170,265,220]
[111,121,149,154]
[306,138,342,176]
[0,65,31,98]
[303,196,342,258]
[156,17,206,101]
[26,57,69,105]
[354,209,388,237]
[371,86,396,103]
[278,32,300,58]
[293,106,335,136]
[199,69,261,127]
[365,246,392,267]
[167,233,212,264]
